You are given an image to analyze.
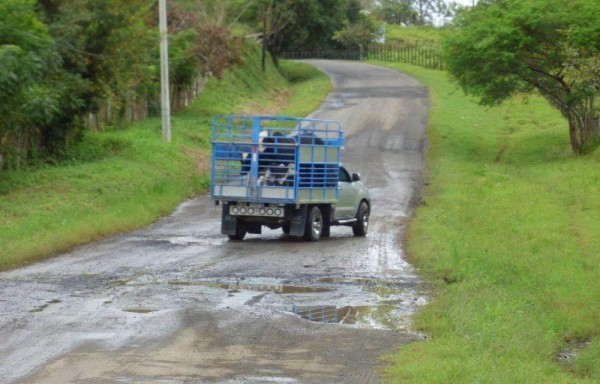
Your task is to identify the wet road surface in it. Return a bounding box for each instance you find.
[0,61,429,384]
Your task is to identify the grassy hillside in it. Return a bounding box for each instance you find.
[0,44,331,271]
[385,25,445,44]
[374,61,600,383]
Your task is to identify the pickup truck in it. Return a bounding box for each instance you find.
[211,115,370,241]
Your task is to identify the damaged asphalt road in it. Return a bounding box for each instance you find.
[0,60,429,384]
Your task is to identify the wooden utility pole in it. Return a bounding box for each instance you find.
[159,0,171,142]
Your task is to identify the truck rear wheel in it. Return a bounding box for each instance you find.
[228,220,247,241]
[304,206,322,241]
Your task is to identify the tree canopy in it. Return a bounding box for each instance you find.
[444,0,600,153]
[0,0,243,168]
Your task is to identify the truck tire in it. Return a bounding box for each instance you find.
[352,201,369,237]
[282,222,291,235]
[228,220,247,241]
[304,206,323,241]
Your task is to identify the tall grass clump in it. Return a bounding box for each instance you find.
[0,43,330,270]
[374,61,600,383]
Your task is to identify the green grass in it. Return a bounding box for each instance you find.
[385,25,445,45]
[0,43,331,270]
[372,61,600,383]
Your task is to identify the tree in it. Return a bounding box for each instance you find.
[266,0,350,54]
[413,0,434,25]
[168,0,242,81]
[333,3,380,50]
[0,0,84,166]
[430,0,458,26]
[444,0,600,153]
[40,0,156,116]
[376,0,417,25]
[258,0,294,71]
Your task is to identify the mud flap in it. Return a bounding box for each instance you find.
[221,205,237,235]
[321,205,332,238]
[289,205,308,237]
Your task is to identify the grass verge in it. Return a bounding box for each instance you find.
[373,61,600,383]
[0,44,331,271]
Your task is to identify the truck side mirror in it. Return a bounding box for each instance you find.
[352,173,361,182]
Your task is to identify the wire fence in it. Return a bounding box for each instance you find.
[366,43,445,70]
[281,42,445,71]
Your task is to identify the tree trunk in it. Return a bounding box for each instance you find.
[568,111,599,154]
[568,114,581,153]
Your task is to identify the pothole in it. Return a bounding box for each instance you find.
[287,279,427,330]
[123,308,159,314]
[290,304,404,329]
[168,281,332,294]
[318,276,416,286]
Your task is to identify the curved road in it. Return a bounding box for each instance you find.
[0,61,429,384]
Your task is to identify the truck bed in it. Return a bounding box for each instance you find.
[211,116,343,204]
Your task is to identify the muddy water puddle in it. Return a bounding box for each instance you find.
[168,280,331,294]
[318,276,417,287]
[167,277,426,331]
[289,285,425,330]
[291,304,403,329]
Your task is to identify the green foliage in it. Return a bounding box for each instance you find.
[40,0,157,111]
[168,1,242,81]
[375,61,600,384]
[0,0,247,168]
[0,0,85,166]
[443,0,600,153]
[234,0,353,54]
[333,11,380,49]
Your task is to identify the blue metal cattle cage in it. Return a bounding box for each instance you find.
[211,115,344,204]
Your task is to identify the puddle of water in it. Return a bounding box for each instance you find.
[289,279,427,330]
[168,281,331,294]
[29,299,62,313]
[318,276,414,287]
[291,304,400,329]
[109,279,130,288]
[123,308,159,314]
